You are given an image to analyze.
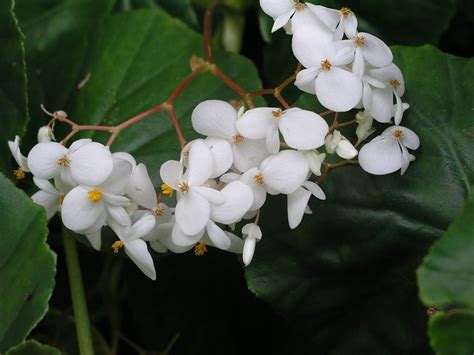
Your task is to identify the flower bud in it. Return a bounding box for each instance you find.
[336,139,358,159]
[242,223,262,266]
[37,126,55,143]
[303,150,326,176]
[324,130,342,154]
[355,110,375,142]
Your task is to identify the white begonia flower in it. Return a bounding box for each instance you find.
[302,150,326,176]
[160,139,225,236]
[367,64,406,124]
[292,24,362,112]
[359,125,420,176]
[31,177,71,219]
[308,5,358,40]
[8,135,30,180]
[242,223,262,266]
[259,0,328,34]
[346,32,393,77]
[236,107,329,154]
[27,139,114,187]
[109,214,157,280]
[325,130,358,159]
[61,155,134,247]
[287,180,326,229]
[37,126,55,143]
[240,150,309,210]
[191,100,270,173]
[355,110,376,143]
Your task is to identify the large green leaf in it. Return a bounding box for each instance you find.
[244,45,474,354]
[0,0,29,176]
[417,188,474,355]
[6,340,60,355]
[0,174,56,352]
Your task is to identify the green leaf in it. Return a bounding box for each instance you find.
[6,340,60,355]
[417,188,474,355]
[0,0,29,177]
[244,45,474,354]
[0,174,56,352]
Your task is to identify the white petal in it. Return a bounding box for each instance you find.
[191,100,238,139]
[220,172,240,183]
[343,13,358,37]
[127,163,157,210]
[193,186,225,205]
[287,187,312,229]
[393,91,404,125]
[382,126,420,150]
[128,214,156,241]
[260,0,294,18]
[106,205,131,227]
[204,137,233,178]
[352,48,365,78]
[102,193,130,207]
[175,190,210,236]
[32,190,59,220]
[369,87,393,123]
[211,181,254,224]
[272,9,295,32]
[184,140,213,186]
[266,125,280,154]
[206,221,231,250]
[307,5,341,31]
[27,142,68,179]
[232,138,270,173]
[171,224,204,246]
[240,168,267,210]
[362,80,373,110]
[236,107,278,140]
[33,177,59,195]
[150,240,168,253]
[68,139,92,153]
[242,223,263,240]
[295,68,319,94]
[243,237,257,266]
[359,137,404,175]
[291,24,333,68]
[69,142,113,186]
[370,64,405,96]
[100,156,133,195]
[315,67,362,112]
[112,152,137,167]
[124,239,156,280]
[400,144,411,175]
[359,32,393,68]
[261,150,309,194]
[86,231,102,251]
[302,181,326,200]
[160,160,183,189]
[61,186,105,231]
[279,108,329,150]
[8,136,29,171]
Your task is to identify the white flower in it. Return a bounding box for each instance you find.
[308,5,358,40]
[287,180,326,229]
[367,64,406,124]
[355,110,375,142]
[31,177,71,219]
[61,155,133,241]
[160,139,224,236]
[27,139,113,186]
[37,126,55,143]
[236,107,329,154]
[347,32,393,77]
[109,214,157,280]
[325,130,358,159]
[302,150,326,176]
[359,125,420,175]
[242,223,262,266]
[292,24,362,112]
[191,100,270,173]
[8,135,30,179]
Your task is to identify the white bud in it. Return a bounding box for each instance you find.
[336,139,358,159]
[55,110,68,117]
[303,150,326,176]
[237,105,245,118]
[37,126,55,143]
[324,130,342,154]
[242,223,262,266]
[355,110,375,142]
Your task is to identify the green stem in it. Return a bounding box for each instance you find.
[62,227,94,355]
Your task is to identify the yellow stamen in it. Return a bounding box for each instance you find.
[340,7,352,17]
[233,134,244,144]
[389,79,401,88]
[272,109,282,118]
[254,174,264,185]
[194,242,207,256]
[354,35,365,46]
[59,195,65,205]
[321,59,332,71]
[87,188,103,203]
[57,156,70,166]
[111,240,124,253]
[153,206,165,217]
[13,167,25,180]
[294,1,304,10]
[178,182,190,193]
[393,130,403,138]
[161,183,174,197]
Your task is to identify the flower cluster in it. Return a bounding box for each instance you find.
[8,1,421,280]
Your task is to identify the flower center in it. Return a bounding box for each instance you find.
[59,195,65,204]
[111,240,124,253]
[153,206,165,217]
[272,109,282,118]
[178,182,190,193]
[87,188,103,203]
[194,242,207,256]
[161,183,174,197]
[254,174,265,185]
[57,155,71,166]
[392,130,403,138]
[294,1,304,10]
[233,134,244,144]
[321,59,332,71]
[354,35,365,47]
[13,167,25,180]
[340,7,352,17]
[389,79,401,88]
